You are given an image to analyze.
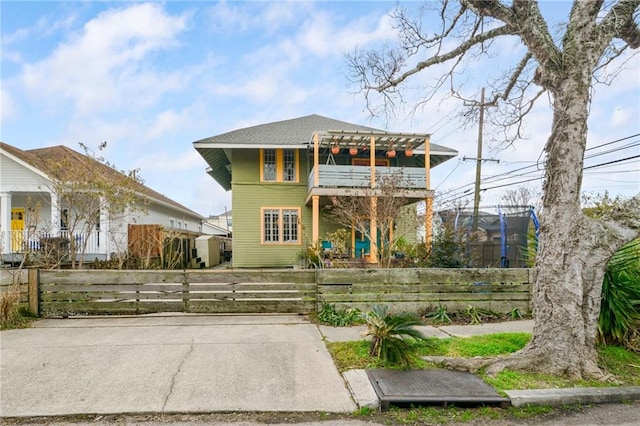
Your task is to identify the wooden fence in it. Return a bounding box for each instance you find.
[37,269,316,316]
[6,268,532,317]
[317,268,532,314]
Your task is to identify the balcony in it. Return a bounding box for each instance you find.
[305,165,433,205]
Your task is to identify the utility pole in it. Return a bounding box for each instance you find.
[463,87,498,231]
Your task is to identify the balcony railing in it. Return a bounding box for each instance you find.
[307,165,428,191]
[2,230,105,255]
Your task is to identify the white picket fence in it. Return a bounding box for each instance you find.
[3,230,105,256]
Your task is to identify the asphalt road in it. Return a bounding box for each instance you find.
[3,401,640,425]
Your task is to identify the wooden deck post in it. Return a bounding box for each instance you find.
[312,133,320,243]
[369,135,378,263]
[312,196,319,243]
[28,268,40,317]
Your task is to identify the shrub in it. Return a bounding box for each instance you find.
[316,302,362,326]
[425,303,452,324]
[1,284,22,329]
[598,238,640,351]
[361,304,426,368]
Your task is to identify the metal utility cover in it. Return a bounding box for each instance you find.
[366,369,510,410]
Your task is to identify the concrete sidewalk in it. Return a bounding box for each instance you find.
[319,319,535,342]
[0,315,356,417]
[3,315,637,419]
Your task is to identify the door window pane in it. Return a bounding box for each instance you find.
[282,209,299,243]
[263,209,279,242]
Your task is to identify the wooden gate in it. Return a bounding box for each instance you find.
[37,270,316,316]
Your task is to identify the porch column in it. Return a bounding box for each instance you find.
[424,136,433,244]
[50,192,60,237]
[0,192,11,254]
[312,133,320,243]
[312,196,319,243]
[313,133,320,187]
[369,136,378,263]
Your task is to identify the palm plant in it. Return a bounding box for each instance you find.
[598,238,640,351]
[361,304,426,368]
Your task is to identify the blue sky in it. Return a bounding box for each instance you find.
[2,1,639,217]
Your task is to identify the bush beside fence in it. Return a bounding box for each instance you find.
[0,269,29,304]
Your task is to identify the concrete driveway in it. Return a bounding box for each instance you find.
[0,315,357,417]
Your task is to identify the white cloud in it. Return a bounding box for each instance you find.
[1,89,17,121]
[207,6,396,106]
[207,1,310,36]
[297,12,395,58]
[135,150,203,174]
[145,108,196,141]
[20,3,189,116]
[610,107,631,127]
[192,172,232,216]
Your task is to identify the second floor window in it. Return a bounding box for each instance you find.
[283,149,296,181]
[263,149,277,181]
[261,149,298,182]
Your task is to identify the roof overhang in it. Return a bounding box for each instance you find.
[196,146,232,191]
[194,142,307,150]
[0,146,52,182]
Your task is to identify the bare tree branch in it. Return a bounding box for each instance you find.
[600,0,640,49]
[464,0,561,66]
[372,25,512,92]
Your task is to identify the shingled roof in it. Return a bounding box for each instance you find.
[1,142,203,219]
[193,114,382,147]
[194,114,458,191]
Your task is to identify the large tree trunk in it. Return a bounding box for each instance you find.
[490,71,591,376]
[501,65,624,378]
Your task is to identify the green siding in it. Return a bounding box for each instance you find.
[397,203,418,245]
[232,149,313,268]
[230,148,421,267]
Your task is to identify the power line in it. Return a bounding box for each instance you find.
[583,154,640,170]
[436,153,640,204]
[434,159,462,189]
[427,109,461,134]
[585,133,640,151]
[437,134,639,198]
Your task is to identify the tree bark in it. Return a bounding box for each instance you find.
[520,84,602,378]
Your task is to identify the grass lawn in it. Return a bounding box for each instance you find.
[327,332,640,392]
[328,332,640,423]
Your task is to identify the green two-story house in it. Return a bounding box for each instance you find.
[194,114,457,268]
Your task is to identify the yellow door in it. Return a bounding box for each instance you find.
[11,208,25,251]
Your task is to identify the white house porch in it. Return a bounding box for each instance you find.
[0,190,112,265]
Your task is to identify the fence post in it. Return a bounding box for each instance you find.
[182,271,189,313]
[28,268,40,317]
[315,269,320,313]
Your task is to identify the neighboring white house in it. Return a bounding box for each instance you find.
[0,142,205,264]
[203,210,232,235]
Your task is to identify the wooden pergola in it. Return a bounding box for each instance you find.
[310,130,433,262]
